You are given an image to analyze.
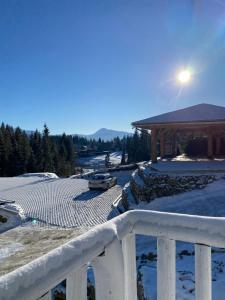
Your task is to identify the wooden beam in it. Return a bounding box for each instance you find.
[171,130,177,157]
[160,130,165,159]
[151,128,157,163]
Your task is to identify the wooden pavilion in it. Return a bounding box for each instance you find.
[132,103,225,163]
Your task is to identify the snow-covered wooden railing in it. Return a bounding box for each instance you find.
[1,210,225,300]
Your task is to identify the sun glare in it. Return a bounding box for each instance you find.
[177,69,191,83]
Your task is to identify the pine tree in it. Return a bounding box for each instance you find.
[29,130,43,171]
[121,148,126,165]
[42,124,55,172]
[11,128,32,175]
[0,129,6,176]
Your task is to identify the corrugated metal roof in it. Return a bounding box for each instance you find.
[132,103,225,126]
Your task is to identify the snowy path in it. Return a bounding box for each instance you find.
[0,171,131,228]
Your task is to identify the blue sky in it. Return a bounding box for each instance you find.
[1,0,225,134]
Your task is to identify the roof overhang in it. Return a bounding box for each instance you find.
[132,120,225,130]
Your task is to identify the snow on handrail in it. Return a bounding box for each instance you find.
[1,210,225,300]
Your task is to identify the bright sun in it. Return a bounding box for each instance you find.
[177,69,191,83]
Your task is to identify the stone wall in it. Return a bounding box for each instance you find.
[130,168,216,203]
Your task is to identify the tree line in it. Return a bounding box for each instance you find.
[124,129,151,163]
[0,123,75,177]
[0,123,151,177]
[73,129,151,164]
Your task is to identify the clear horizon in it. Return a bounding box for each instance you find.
[1,1,225,134]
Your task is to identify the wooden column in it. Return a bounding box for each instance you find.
[160,130,165,159]
[171,130,177,157]
[207,131,213,158]
[216,136,221,155]
[151,128,158,163]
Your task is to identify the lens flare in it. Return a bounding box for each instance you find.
[177,69,191,83]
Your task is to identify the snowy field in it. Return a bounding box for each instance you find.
[77,151,122,169]
[0,170,131,228]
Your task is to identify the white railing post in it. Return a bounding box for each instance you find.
[67,266,87,300]
[195,244,212,300]
[157,238,176,300]
[92,239,124,300]
[122,233,137,300]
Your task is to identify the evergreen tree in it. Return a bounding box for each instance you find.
[42,124,55,172]
[121,148,126,165]
[11,127,31,175]
[29,130,43,171]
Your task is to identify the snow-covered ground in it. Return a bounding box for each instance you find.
[77,151,122,169]
[149,159,225,173]
[3,160,225,299]
[131,179,225,216]
[136,236,225,300]
[131,176,225,299]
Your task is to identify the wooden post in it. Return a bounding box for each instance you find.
[207,132,213,158]
[171,130,177,157]
[151,128,158,163]
[160,130,165,159]
[216,136,221,155]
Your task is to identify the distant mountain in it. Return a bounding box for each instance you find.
[25,130,35,135]
[24,128,133,141]
[75,128,133,141]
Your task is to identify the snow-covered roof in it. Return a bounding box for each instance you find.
[0,172,131,228]
[18,173,59,179]
[132,103,225,126]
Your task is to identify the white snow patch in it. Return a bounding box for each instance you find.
[78,152,122,167]
[18,173,59,179]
